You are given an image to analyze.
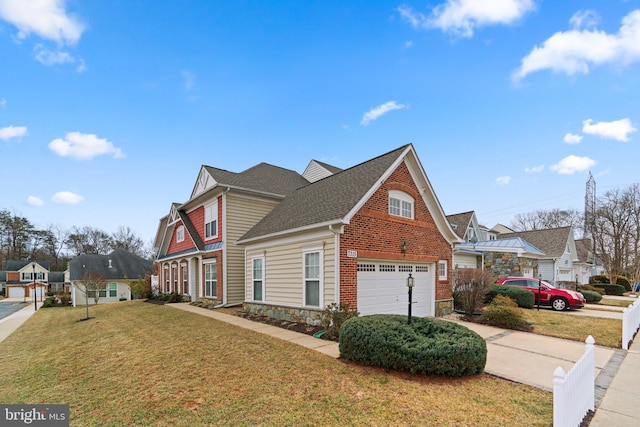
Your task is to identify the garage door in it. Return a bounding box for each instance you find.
[8,286,26,298]
[357,262,434,317]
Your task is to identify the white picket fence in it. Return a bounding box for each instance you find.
[622,297,640,350]
[553,335,595,427]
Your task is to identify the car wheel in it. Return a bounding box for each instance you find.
[551,297,567,311]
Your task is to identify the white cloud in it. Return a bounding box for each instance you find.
[0,0,85,45]
[569,10,600,30]
[514,10,640,80]
[52,191,83,205]
[33,44,85,72]
[398,0,536,38]
[582,118,636,142]
[49,131,125,160]
[361,101,406,126]
[550,155,596,175]
[524,165,544,173]
[0,98,6,108]
[496,176,511,185]
[27,196,44,207]
[563,133,583,144]
[0,125,28,140]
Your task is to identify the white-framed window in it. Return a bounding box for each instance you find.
[388,190,414,219]
[172,265,178,292]
[303,250,322,307]
[205,201,218,239]
[164,266,169,293]
[181,264,188,294]
[109,282,117,297]
[204,262,217,298]
[252,257,264,301]
[438,260,448,280]
[21,272,45,281]
[176,226,185,243]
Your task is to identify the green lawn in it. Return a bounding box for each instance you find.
[0,301,552,426]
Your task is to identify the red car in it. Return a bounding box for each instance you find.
[495,277,586,311]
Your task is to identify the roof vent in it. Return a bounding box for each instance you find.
[108,259,113,268]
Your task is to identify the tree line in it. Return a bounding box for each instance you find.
[510,183,640,286]
[0,209,153,271]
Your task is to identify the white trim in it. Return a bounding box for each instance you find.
[203,260,218,298]
[438,260,448,281]
[251,256,265,302]
[302,248,323,308]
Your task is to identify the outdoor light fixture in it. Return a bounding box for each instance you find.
[407,273,414,324]
[401,241,407,254]
[32,262,37,312]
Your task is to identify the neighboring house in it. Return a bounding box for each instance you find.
[0,261,63,298]
[447,211,483,269]
[154,162,309,305]
[68,249,152,306]
[456,237,545,279]
[498,227,579,287]
[574,238,606,283]
[236,144,461,324]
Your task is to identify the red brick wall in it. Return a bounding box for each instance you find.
[166,195,223,256]
[340,161,452,306]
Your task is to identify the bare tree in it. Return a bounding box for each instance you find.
[112,226,146,257]
[67,226,114,256]
[75,270,108,320]
[453,268,496,318]
[511,208,584,236]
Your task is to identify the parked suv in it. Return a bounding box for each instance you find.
[495,277,586,311]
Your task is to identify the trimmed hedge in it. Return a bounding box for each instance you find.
[580,290,603,303]
[486,285,535,309]
[579,284,605,295]
[339,315,486,377]
[478,295,530,331]
[592,284,625,296]
[616,277,632,292]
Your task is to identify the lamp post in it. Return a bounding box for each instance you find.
[407,273,414,325]
[575,274,579,292]
[32,262,37,312]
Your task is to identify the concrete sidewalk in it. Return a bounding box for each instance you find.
[0,299,43,343]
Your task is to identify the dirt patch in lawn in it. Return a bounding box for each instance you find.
[234,310,326,338]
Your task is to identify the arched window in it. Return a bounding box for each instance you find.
[388,190,414,219]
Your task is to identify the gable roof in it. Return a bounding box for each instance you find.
[5,260,50,271]
[575,238,593,264]
[69,249,152,281]
[499,227,574,258]
[446,211,474,240]
[238,144,460,244]
[196,163,309,199]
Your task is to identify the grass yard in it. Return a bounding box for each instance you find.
[0,301,552,426]
[525,309,622,348]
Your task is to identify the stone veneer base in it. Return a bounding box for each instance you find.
[243,302,323,326]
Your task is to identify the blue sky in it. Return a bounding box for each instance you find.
[1,0,639,246]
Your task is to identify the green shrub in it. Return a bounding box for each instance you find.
[578,284,605,295]
[478,295,530,331]
[41,297,54,308]
[592,284,625,296]
[616,277,631,292]
[486,285,535,309]
[590,275,609,284]
[339,315,486,377]
[320,302,359,340]
[580,290,603,303]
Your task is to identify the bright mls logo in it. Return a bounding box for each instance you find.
[0,405,69,426]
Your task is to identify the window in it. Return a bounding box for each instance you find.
[176,226,185,243]
[204,262,217,298]
[304,251,321,307]
[172,266,178,292]
[21,272,45,281]
[99,286,107,298]
[252,258,264,301]
[388,190,414,219]
[109,283,117,297]
[164,267,169,293]
[205,201,218,239]
[181,264,188,294]
[438,260,448,280]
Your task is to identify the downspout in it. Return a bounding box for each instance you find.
[329,225,341,305]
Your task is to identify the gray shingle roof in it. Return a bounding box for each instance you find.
[204,162,309,196]
[69,248,152,281]
[446,211,474,239]
[499,227,572,258]
[177,209,204,251]
[239,145,409,242]
[575,238,593,263]
[6,260,50,271]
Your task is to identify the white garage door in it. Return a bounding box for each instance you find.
[8,286,25,298]
[357,262,434,317]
